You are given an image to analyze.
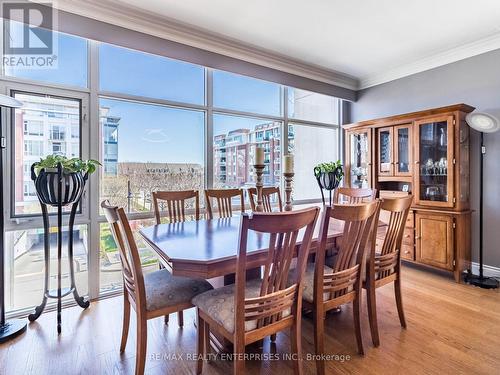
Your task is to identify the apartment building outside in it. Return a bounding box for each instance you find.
[213,121,285,188]
[14,94,81,215]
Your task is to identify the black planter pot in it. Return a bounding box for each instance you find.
[314,166,343,205]
[31,164,88,206]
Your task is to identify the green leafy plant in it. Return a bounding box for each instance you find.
[33,155,101,175]
[313,160,344,179]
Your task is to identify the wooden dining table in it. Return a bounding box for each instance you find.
[139,205,344,281]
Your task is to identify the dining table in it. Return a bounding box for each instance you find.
[139,204,344,281]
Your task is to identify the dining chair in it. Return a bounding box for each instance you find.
[193,207,320,375]
[364,196,413,347]
[101,200,213,375]
[305,201,380,375]
[334,187,377,204]
[204,188,245,219]
[152,190,200,224]
[152,190,200,326]
[247,186,283,212]
[324,189,376,268]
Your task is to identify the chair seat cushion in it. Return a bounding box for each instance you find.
[144,269,213,312]
[298,263,335,303]
[192,279,291,333]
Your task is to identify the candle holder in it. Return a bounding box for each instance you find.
[283,172,294,211]
[253,164,265,212]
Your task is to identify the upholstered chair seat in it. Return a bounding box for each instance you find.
[192,279,291,333]
[144,269,213,312]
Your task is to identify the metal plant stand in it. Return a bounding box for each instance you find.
[28,164,90,334]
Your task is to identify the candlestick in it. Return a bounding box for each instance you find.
[284,154,294,174]
[284,172,294,211]
[253,163,265,212]
[255,146,265,165]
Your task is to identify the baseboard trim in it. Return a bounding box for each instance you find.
[470,262,500,279]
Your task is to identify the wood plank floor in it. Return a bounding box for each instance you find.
[1,264,499,375]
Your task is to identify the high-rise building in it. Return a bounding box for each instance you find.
[213,121,282,188]
[100,107,120,176]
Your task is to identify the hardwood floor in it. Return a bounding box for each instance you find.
[1,265,499,375]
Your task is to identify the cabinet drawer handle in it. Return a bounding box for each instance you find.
[404,250,410,254]
[415,236,420,240]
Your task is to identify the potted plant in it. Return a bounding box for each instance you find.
[31,155,101,206]
[313,160,344,205]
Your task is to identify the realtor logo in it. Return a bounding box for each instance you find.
[2,1,58,68]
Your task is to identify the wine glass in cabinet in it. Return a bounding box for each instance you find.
[415,115,454,207]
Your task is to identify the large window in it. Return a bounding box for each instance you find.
[99,98,205,214]
[2,29,343,310]
[99,44,205,105]
[288,124,340,200]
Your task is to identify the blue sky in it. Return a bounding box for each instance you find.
[6,30,284,165]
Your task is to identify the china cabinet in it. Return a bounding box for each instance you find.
[343,104,474,283]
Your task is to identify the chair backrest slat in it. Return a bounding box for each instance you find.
[205,189,245,219]
[234,207,319,334]
[247,186,283,212]
[316,201,380,302]
[334,187,377,204]
[375,196,413,279]
[101,200,146,308]
[152,190,200,224]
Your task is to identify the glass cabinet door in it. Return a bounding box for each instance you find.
[415,116,454,207]
[394,124,412,176]
[347,130,371,188]
[378,127,393,175]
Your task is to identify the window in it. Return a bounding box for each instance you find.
[2,26,343,307]
[288,88,339,124]
[99,98,205,213]
[4,25,88,88]
[71,124,79,139]
[99,43,205,105]
[3,225,88,312]
[24,140,43,157]
[50,124,66,141]
[213,114,282,188]
[23,120,43,136]
[288,124,339,201]
[213,71,282,116]
[13,92,82,216]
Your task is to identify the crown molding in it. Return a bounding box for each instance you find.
[359,32,500,90]
[54,0,358,90]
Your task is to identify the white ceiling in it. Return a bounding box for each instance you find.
[62,0,500,89]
